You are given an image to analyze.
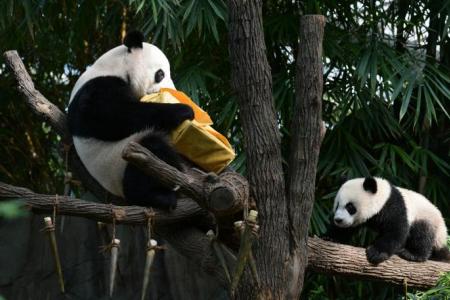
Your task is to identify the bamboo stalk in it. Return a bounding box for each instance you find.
[60,172,72,233]
[109,238,120,298]
[206,230,231,284]
[230,210,259,295]
[140,239,158,300]
[43,217,65,293]
[233,218,260,287]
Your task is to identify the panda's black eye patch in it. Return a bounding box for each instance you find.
[345,202,356,215]
[155,69,165,83]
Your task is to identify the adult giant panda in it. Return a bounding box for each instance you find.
[331,177,450,264]
[67,31,194,210]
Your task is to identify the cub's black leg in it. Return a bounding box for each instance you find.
[431,247,450,262]
[397,220,434,262]
[123,133,182,210]
[366,228,408,264]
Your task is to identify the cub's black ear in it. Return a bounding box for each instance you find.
[363,177,377,194]
[123,30,144,51]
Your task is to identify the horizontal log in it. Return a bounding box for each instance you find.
[0,182,207,226]
[307,237,450,289]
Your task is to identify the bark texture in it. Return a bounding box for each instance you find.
[228,0,290,298]
[308,237,450,290]
[287,15,325,298]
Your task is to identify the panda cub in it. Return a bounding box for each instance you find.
[331,177,450,264]
[68,31,194,210]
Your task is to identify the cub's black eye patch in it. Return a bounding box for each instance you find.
[345,202,356,215]
[155,69,165,83]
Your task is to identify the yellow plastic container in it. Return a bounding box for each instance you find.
[140,89,235,173]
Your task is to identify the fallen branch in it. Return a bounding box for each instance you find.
[307,237,450,289]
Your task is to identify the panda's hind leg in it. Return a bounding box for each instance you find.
[397,220,434,262]
[123,133,182,210]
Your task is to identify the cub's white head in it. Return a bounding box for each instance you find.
[70,31,175,102]
[333,177,392,228]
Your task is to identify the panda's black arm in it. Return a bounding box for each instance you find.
[127,101,194,131]
[68,76,194,140]
[366,223,409,264]
[371,225,408,253]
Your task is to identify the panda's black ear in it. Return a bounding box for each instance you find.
[123,30,144,51]
[363,177,377,194]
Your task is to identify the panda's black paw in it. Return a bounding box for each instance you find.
[176,104,195,122]
[366,246,390,265]
[397,249,427,262]
[152,191,177,211]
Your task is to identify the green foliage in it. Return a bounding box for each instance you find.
[407,272,450,300]
[0,200,27,218]
[1,0,450,299]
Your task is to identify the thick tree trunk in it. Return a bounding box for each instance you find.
[228,0,290,298]
[287,15,325,297]
[228,0,326,297]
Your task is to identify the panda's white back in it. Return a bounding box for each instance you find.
[399,187,448,248]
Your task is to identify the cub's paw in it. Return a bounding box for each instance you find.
[397,249,427,262]
[366,246,390,265]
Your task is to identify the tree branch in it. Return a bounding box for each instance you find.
[3,50,71,143]
[308,237,450,290]
[0,182,207,225]
[122,142,247,216]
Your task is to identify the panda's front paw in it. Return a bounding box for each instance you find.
[366,246,390,265]
[152,191,177,211]
[177,104,194,122]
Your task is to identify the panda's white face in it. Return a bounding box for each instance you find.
[126,43,175,96]
[70,42,175,102]
[333,177,391,228]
